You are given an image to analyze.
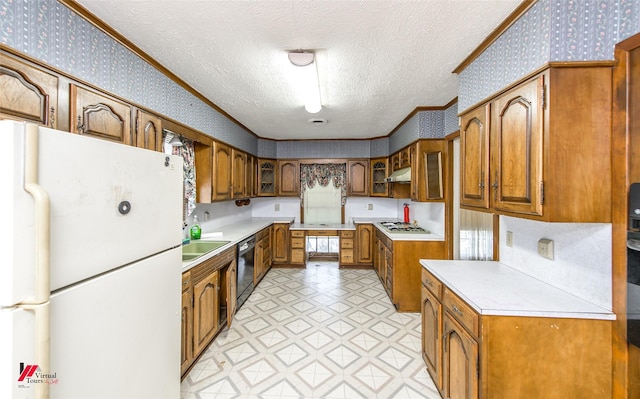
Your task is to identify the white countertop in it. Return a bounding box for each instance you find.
[420,260,615,320]
[290,223,355,231]
[372,221,444,241]
[181,217,294,271]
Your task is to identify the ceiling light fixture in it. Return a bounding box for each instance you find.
[288,51,322,114]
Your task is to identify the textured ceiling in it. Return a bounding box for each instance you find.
[74,0,522,140]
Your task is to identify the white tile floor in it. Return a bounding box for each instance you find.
[181,262,442,399]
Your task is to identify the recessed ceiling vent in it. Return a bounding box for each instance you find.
[308,118,327,125]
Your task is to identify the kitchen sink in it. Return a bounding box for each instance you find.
[182,240,230,261]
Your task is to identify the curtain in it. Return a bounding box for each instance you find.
[300,163,347,206]
[163,131,196,218]
[459,209,493,260]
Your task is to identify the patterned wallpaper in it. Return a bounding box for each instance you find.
[4,0,632,156]
[444,101,459,135]
[369,137,389,158]
[275,140,371,159]
[0,0,258,154]
[458,0,640,112]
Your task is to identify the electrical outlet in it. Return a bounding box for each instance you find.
[275,203,280,211]
[506,231,513,247]
[367,203,373,210]
[538,238,554,260]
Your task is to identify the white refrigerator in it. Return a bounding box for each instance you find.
[0,120,183,399]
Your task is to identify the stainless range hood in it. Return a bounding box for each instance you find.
[384,167,411,183]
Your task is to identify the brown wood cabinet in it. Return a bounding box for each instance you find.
[421,273,442,390]
[339,230,355,266]
[460,105,490,209]
[70,84,132,144]
[271,223,290,264]
[370,158,389,197]
[412,140,446,202]
[245,153,255,198]
[421,267,613,399]
[254,227,272,283]
[194,141,213,203]
[355,224,374,265]
[192,269,219,356]
[373,227,446,311]
[134,109,162,151]
[212,141,232,201]
[278,160,299,196]
[232,148,247,199]
[257,158,277,196]
[460,64,612,222]
[181,246,236,378]
[290,230,306,265]
[347,160,369,196]
[180,271,193,376]
[442,312,479,399]
[1,54,58,128]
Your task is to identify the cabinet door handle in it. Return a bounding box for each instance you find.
[77,116,85,134]
[492,171,499,200]
[49,107,55,128]
[451,305,464,317]
[479,171,485,190]
[424,278,432,287]
[183,279,190,286]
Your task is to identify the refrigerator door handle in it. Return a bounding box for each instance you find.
[23,123,51,399]
[24,123,51,305]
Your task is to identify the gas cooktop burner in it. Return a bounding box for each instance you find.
[380,222,429,233]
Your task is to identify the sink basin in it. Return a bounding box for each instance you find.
[182,240,230,262]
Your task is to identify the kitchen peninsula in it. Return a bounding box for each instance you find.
[420,259,615,398]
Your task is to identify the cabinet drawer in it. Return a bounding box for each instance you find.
[421,268,442,299]
[307,230,337,236]
[340,249,354,263]
[291,230,305,238]
[182,271,191,293]
[340,230,355,238]
[443,287,479,337]
[291,248,306,264]
[291,237,305,248]
[341,239,354,249]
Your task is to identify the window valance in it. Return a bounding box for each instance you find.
[300,163,347,205]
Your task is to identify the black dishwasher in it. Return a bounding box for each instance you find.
[237,235,256,310]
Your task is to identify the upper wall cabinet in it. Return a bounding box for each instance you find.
[257,158,277,197]
[370,157,388,197]
[278,160,299,197]
[1,54,58,128]
[413,140,446,202]
[232,148,247,199]
[245,154,255,199]
[460,105,490,209]
[347,160,369,196]
[134,109,162,151]
[70,84,132,145]
[460,65,612,222]
[213,141,232,201]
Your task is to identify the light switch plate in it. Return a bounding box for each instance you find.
[538,238,554,260]
[275,203,280,211]
[506,231,513,247]
[367,203,373,210]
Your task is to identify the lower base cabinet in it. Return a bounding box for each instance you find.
[374,227,446,311]
[421,268,613,399]
[181,246,236,378]
[255,227,272,283]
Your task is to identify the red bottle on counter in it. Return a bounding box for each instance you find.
[403,203,410,223]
